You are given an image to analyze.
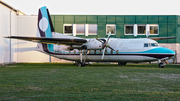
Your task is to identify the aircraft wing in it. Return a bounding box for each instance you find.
[150,37,177,41]
[4,36,87,45]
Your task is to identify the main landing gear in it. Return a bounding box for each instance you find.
[77,62,86,67]
[77,50,89,67]
[118,62,127,66]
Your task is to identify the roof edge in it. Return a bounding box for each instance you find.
[0,0,25,15]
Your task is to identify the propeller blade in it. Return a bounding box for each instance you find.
[96,38,104,43]
[108,46,115,51]
[101,47,106,60]
[106,32,111,43]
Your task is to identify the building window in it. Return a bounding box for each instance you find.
[138,25,146,34]
[88,24,97,35]
[64,24,73,35]
[106,24,116,35]
[124,24,159,36]
[76,24,85,35]
[125,25,133,35]
[149,25,158,34]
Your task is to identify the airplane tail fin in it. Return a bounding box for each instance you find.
[37,6,54,37]
[36,6,54,52]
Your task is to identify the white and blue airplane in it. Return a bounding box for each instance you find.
[4,6,176,68]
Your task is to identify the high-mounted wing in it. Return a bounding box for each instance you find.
[4,36,87,45]
[150,37,177,41]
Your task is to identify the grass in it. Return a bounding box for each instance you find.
[0,63,180,101]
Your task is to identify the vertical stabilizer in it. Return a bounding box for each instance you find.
[36,6,54,52]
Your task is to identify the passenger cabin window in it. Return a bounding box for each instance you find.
[144,43,149,47]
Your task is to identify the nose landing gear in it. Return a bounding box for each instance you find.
[159,60,167,68]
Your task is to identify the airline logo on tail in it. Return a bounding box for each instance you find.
[37,6,54,52]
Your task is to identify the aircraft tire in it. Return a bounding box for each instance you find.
[77,62,86,67]
[77,62,82,67]
[118,62,127,66]
[159,63,164,68]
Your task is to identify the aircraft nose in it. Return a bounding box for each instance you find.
[158,47,176,59]
[157,47,175,54]
[165,48,175,55]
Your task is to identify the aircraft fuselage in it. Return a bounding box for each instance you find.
[36,38,175,63]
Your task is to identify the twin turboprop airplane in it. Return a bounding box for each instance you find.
[4,6,176,68]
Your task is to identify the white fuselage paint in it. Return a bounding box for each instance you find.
[35,38,174,63]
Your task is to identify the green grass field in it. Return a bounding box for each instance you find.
[0,63,180,101]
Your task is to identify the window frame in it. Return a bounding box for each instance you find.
[76,24,85,35]
[144,43,149,47]
[148,24,159,35]
[106,24,116,35]
[124,24,159,36]
[63,24,73,35]
[137,24,146,35]
[87,24,98,35]
[124,24,134,35]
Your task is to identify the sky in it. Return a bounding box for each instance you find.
[3,0,180,15]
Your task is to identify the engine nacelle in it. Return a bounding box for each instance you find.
[83,39,103,50]
[54,45,72,52]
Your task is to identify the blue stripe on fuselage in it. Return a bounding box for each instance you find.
[54,47,175,54]
[113,47,175,54]
[139,47,175,54]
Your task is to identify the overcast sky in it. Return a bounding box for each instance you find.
[3,0,180,15]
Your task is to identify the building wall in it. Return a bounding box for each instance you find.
[16,16,49,63]
[50,15,180,63]
[51,15,178,43]
[0,4,17,64]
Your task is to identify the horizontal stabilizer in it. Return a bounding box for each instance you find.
[150,37,177,41]
[4,36,87,45]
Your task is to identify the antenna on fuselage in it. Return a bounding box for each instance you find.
[146,31,150,38]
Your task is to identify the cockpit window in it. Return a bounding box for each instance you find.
[144,43,159,47]
[144,43,148,47]
[150,43,158,47]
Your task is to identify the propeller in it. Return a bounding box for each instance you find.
[96,32,115,60]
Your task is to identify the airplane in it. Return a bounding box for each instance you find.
[4,6,176,68]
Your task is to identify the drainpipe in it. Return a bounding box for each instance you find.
[9,9,13,63]
[49,56,51,63]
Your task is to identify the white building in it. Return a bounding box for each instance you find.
[0,1,50,65]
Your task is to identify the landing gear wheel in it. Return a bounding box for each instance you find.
[77,62,86,67]
[123,62,127,65]
[118,62,127,66]
[82,63,86,67]
[77,62,82,67]
[159,63,164,68]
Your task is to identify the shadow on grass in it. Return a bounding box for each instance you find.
[4,63,180,69]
